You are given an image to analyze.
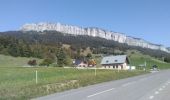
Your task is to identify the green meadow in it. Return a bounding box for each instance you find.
[0,53,170,100]
[0,67,147,100]
[127,50,170,69]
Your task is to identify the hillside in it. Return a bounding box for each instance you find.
[0,49,170,69]
[125,50,170,69]
[0,55,42,67]
[1,31,170,58]
[92,50,170,69]
[0,31,170,67]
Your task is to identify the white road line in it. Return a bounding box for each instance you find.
[87,88,115,98]
[159,88,163,91]
[155,91,159,94]
[162,86,166,88]
[122,81,136,87]
[122,83,131,87]
[139,78,147,81]
[149,96,154,99]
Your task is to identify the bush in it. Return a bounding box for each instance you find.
[39,58,54,66]
[28,60,37,66]
[51,63,58,67]
[164,57,170,63]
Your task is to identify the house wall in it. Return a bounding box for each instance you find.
[102,63,128,70]
[123,63,127,69]
[78,63,88,67]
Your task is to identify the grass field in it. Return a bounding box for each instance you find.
[127,50,170,69]
[0,53,170,100]
[0,67,148,100]
[93,51,170,69]
[0,55,42,67]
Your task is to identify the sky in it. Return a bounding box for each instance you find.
[0,0,170,47]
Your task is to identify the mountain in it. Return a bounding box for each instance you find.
[167,47,170,51]
[20,22,170,53]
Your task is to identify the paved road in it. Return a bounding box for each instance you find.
[34,70,170,100]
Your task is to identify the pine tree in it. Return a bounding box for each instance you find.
[57,48,66,67]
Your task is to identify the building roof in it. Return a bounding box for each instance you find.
[101,55,129,65]
[74,59,88,65]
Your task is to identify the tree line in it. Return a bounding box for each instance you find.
[0,31,170,64]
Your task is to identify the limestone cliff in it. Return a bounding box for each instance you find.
[20,22,170,53]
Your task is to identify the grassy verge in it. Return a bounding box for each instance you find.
[0,67,148,100]
[0,55,42,67]
[127,50,170,69]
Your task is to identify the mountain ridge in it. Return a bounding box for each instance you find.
[20,22,170,53]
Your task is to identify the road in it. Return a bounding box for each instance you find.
[34,70,170,100]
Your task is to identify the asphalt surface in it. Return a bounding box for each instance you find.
[34,70,170,100]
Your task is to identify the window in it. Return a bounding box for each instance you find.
[115,60,118,62]
[106,60,109,63]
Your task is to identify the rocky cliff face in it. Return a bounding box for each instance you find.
[167,47,170,51]
[20,22,170,53]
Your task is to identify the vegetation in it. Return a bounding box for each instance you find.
[0,31,170,64]
[0,67,148,100]
[0,54,147,99]
[28,60,37,66]
[126,50,170,69]
[0,30,170,99]
[0,55,42,67]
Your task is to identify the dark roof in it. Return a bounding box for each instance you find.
[74,59,88,65]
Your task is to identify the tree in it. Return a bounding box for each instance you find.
[39,58,54,66]
[86,53,92,59]
[39,52,56,66]
[56,48,67,67]
[65,54,72,66]
[164,57,170,63]
[19,40,32,57]
[8,43,20,57]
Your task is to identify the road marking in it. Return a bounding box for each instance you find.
[149,96,154,99]
[159,88,163,91]
[122,81,136,87]
[165,83,169,86]
[139,78,147,81]
[87,88,115,98]
[162,86,166,88]
[155,91,159,94]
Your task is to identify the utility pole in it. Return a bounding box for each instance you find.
[144,61,147,71]
[128,56,132,70]
[36,70,38,84]
[95,66,96,76]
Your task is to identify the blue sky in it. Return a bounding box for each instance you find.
[0,0,170,47]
